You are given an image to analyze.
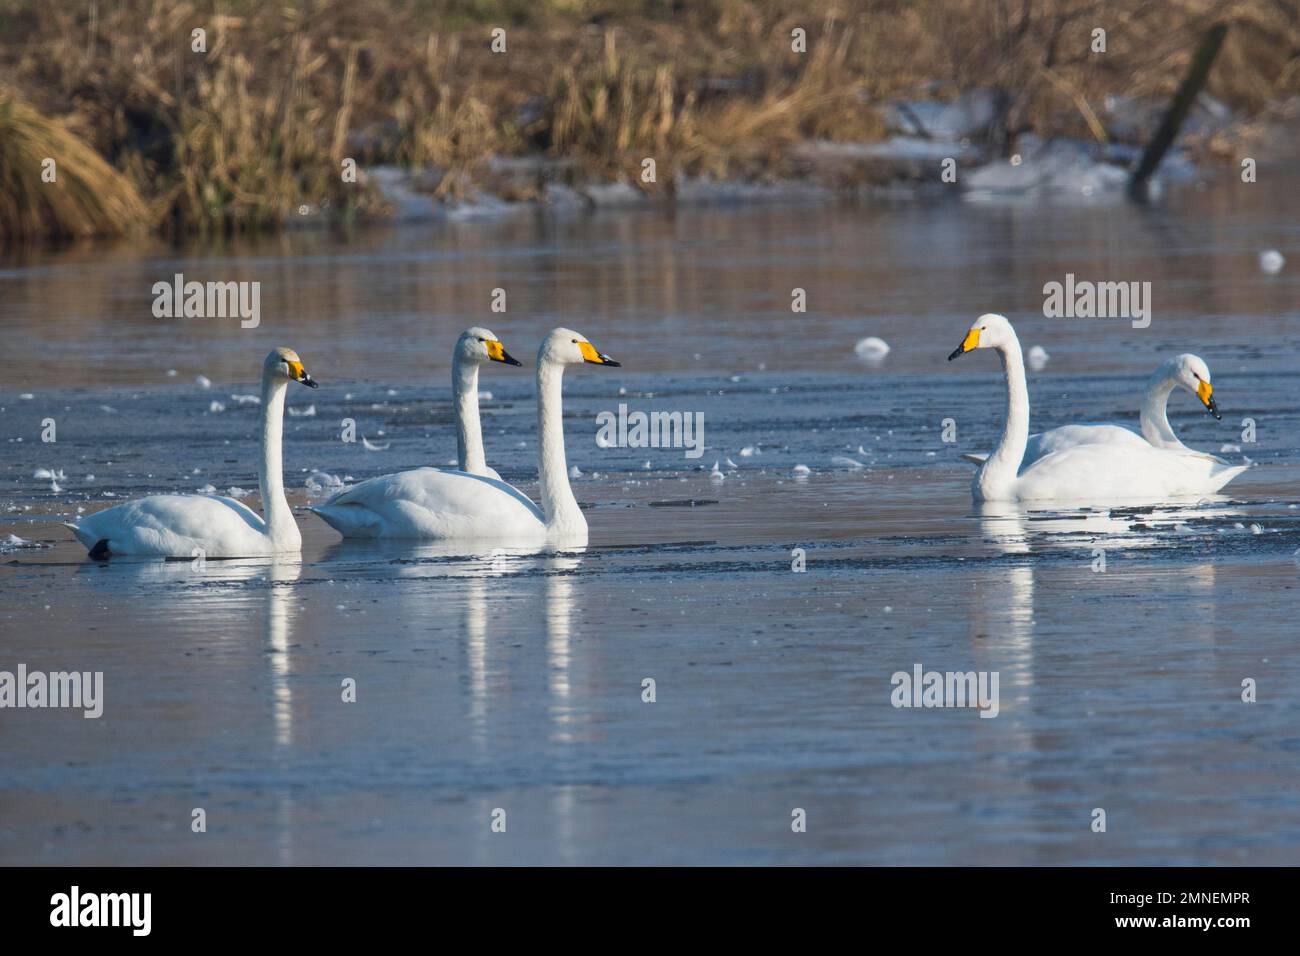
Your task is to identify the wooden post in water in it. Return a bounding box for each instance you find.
[1128,23,1228,202]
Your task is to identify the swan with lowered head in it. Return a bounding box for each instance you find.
[963,353,1230,471]
[67,348,319,557]
[310,327,620,544]
[448,327,522,479]
[947,315,1247,503]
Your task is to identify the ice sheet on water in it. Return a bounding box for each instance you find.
[965,136,1131,202]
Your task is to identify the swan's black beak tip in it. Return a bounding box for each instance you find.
[502,353,522,367]
[947,347,964,362]
[300,374,319,389]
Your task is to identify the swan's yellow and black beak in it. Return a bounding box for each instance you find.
[948,327,981,361]
[579,341,621,367]
[487,340,522,367]
[287,359,319,388]
[1197,379,1220,420]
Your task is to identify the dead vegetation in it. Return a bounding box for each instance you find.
[0,0,1296,237]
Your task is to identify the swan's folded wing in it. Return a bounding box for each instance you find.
[311,467,544,539]
[1017,442,1242,502]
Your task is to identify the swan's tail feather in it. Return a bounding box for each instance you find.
[1206,463,1251,494]
[309,504,380,539]
[64,522,100,552]
[961,452,989,466]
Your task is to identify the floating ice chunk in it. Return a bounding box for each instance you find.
[725,458,738,469]
[362,437,390,451]
[1220,443,1241,453]
[1027,345,1050,371]
[854,337,891,363]
[226,487,250,498]
[739,446,756,457]
[208,400,226,413]
[709,461,725,482]
[569,465,582,479]
[33,468,66,480]
[197,484,218,494]
[19,393,34,400]
[791,464,811,477]
[831,456,865,470]
[229,394,261,405]
[288,404,316,417]
[305,471,345,498]
[167,369,177,377]
[478,390,493,401]
[1260,249,1285,274]
[0,533,39,553]
[196,375,212,389]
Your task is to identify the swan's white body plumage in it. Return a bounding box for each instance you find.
[950,316,1248,504]
[311,468,546,540]
[66,348,318,557]
[312,327,619,544]
[68,494,286,557]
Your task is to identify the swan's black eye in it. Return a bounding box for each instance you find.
[981,326,987,330]
[477,337,485,342]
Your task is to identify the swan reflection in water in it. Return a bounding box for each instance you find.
[320,539,588,747]
[74,554,304,862]
[969,500,1230,727]
[975,498,1246,556]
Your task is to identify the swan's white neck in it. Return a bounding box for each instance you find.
[1139,366,1185,450]
[453,354,488,475]
[258,373,300,547]
[536,360,586,537]
[977,334,1030,500]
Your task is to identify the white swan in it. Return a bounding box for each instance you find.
[310,327,620,544]
[947,315,1248,503]
[963,353,1227,468]
[448,327,521,479]
[68,348,319,557]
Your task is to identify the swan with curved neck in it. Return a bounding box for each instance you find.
[452,327,521,478]
[964,353,1228,468]
[67,348,319,557]
[948,315,1247,503]
[1138,354,1220,450]
[310,327,620,543]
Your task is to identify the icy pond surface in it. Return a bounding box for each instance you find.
[2,171,1299,864]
